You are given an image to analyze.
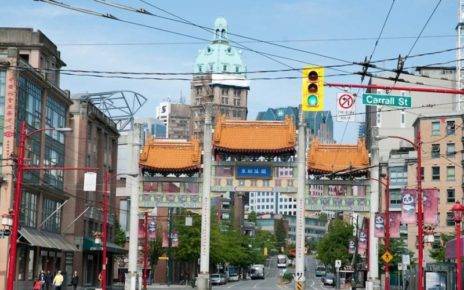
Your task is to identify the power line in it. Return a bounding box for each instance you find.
[56,34,456,46]
[368,0,396,62]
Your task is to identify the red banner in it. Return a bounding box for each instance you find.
[374,213,385,238]
[401,189,417,224]
[423,189,439,225]
[358,228,368,256]
[389,212,401,238]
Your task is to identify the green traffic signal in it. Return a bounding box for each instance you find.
[307,95,318,106]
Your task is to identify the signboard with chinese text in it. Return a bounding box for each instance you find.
[235,165,272,179]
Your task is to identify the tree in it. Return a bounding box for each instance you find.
[316,219,353,269]
[429,233,454,262]
[114,220,126,247]
[379,238,413,269]
[248,211,257,223]
[275,218,288,251]
[150,233,165,274]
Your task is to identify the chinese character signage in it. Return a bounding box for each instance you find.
[236,165,272,179]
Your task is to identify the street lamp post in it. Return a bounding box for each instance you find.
[376,133,423,290]
[6,121,72,290]
[452,202,464,290]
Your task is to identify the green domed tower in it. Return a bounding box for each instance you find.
[190,17,250,142]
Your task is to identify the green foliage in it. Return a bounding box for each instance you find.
[282,272,293,282]
[149,233,164,268]
[316,219,353,269]
[429,233,454,262]
[114,220,126,247]
[275,218,288,250]
[248,211,257,223]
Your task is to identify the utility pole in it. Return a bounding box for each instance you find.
[167,208,173,286]
[101,170,110,290]
[367,127,380,290]
[416,130,424,290]
[127,173,140,290]
[6,121,26,290]
[143,212,148,290]
[384,176,390,290]
[294,107,306,290]
[197,102,212,290]
[457,0,464,111]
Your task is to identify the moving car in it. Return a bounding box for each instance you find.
[322,273,335,286]
[250,264,265,279]
[210,273,227,285]
[315,265,326,277]
[228,273,239,282]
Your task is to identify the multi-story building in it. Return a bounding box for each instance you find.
[0,28,76,290]
[406,113,464,262]
[248,192,297,216]
[135,117,167,140]
[286,214,328,243]
[256,106,334,143]
[365,67,456,161]
[65,96,120,288]
[190,18,249,142]
[155,102,190,139]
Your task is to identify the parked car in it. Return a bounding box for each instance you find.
[322,273,335,286]
[210,273,227,285]
[250,264,265,279]
[315,265,326,277]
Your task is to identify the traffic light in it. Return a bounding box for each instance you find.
[301,66,324,111]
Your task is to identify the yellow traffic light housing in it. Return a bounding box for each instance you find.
[301,66,324,111]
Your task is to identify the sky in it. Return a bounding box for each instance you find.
[0,0,457,142]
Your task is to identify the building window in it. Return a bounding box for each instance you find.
[233,98,240,106]
[447,166,455,181]
[447,212,455,226]
[43,198,62,233]
[234,89,240,97]
[431,121,440,136]
[432,166,440,181]
[431,144,440,158]
[221,97,228,105]
[223,65,227,71]
[45,97,66,143]
[44,143,64,189]
[221,88,229,95]
[18,76,42,128]
[447,120,456,135]
[447,189,455,203]
[20,192,38,227]
[263,180,270,187]
[447,143,456,157]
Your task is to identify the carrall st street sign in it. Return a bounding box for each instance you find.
[362,93,412,108]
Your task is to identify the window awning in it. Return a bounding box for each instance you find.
[19,227,78,252]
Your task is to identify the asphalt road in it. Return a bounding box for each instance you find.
[150,256,335,290]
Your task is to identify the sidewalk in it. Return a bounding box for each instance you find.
[148,284,193,289]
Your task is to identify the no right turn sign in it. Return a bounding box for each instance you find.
[336,93,356,122]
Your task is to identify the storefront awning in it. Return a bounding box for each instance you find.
[82,237,126,254]
[19,227,78,252]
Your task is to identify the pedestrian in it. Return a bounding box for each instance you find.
[38,270,46,290]
[52,270,64,290]
[71,271,79,290]
[33,277,42,290]
[45,271,52,290]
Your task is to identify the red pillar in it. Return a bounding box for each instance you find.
[143,212,149,289]
[384,177,390,290]
[6,121,26,290]
[416,130,424,290]
[101,170,109,290]
[456,218,462,290]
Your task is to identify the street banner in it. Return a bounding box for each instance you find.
[389,212,401,238]
[162,231,169,248]
[138,219,146,239]
[348,240,355,254]
[374,213,385,238]
[148,216,157,240]
[401,189,417,224]
[358,229,368,255]
[171,231,179,248]
[423,188,439,225]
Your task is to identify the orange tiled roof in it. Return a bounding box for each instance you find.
[140,138,201,173]
[213,115,296,154]
[307,138,369,174]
